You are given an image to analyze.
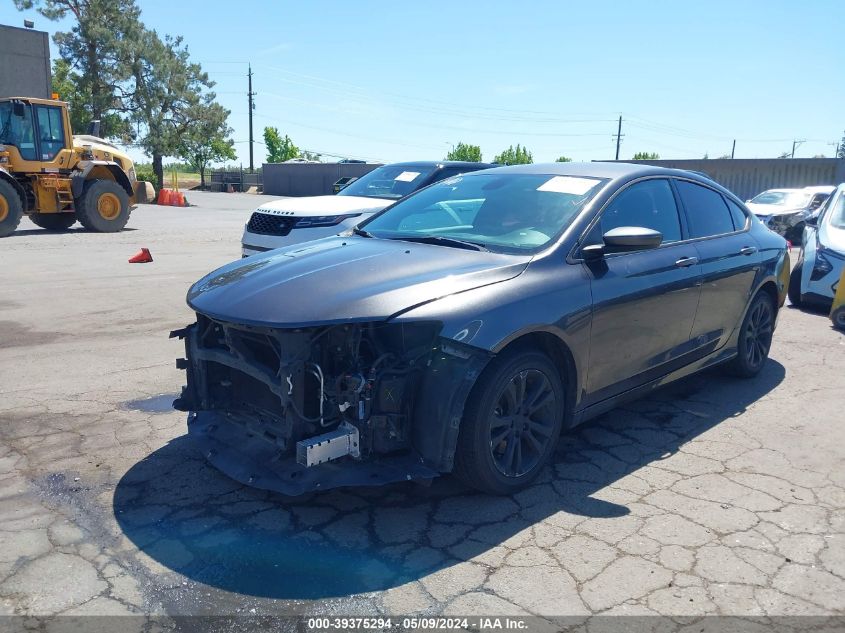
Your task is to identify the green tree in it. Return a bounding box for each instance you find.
[494,144,533,165]
[177,103,236,189]
[632,151,660,160]
[299,149,322,162]
[16,0,140,139]
[555,156,573,162]
[264,127,300,163]
[446,142,483,162]
[127,30,216,188]
[837,133,845,159]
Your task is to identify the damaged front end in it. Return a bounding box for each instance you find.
[172,315,489,495]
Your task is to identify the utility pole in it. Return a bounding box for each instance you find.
[731,139,736,159]
[791,139,805,159]
[613,116,624,160]
[248,64,256,172]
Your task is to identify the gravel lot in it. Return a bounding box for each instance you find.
[1,192,844,627]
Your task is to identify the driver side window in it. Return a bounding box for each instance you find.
[599,179,683,244]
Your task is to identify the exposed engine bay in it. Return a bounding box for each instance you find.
[172,315,488,494]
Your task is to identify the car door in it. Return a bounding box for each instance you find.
[583,178,702,404]
[674,179,761,351]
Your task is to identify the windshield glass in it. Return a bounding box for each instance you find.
[338,165,436,199]
[0,102,37,160]
[750,190,811,208]
[828,193,845,230]
[360,172,607,253]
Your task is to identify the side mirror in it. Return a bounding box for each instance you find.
[603,226,663,252]
[805,215,818,227]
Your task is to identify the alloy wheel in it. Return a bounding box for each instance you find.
[744,298,774,370]
[488,368,557,478]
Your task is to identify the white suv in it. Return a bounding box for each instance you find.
[241,161,493,256]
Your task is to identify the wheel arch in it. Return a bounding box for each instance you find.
[493,330,578,428]
[77,161,133,197]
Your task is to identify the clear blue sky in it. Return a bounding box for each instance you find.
[3,0,844,165]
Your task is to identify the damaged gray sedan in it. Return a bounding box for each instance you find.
[174,163,788,495]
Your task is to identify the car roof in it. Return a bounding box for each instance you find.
[802,185,835,194]
[466,161,716,182]
[382,161,496,170]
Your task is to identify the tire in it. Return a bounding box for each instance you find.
[454,349,565,494]
[832,307,845,331]
[0,179,23,237]
[75,179,130,232]
[725,292,776,378]
[29,213,77,231]
[788,262,803,307]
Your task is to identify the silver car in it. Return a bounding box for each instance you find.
[746,185,833,242]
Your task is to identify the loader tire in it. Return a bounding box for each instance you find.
[29,213,77,231]
[76,179,131,233]
[0,179,23,237]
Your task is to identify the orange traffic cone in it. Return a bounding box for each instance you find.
[128,247,153,263]
[157,188,169,205]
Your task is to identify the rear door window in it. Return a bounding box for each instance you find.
[675,180,735,238]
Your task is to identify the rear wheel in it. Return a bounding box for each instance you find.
[454,349,565,494]
[726,292,775,378]
[76,179,130,232]
[0,179,23,237]
[29,213,77,231]
[788,262,803,306]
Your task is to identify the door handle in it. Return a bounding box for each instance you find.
[675,256,699,267]
[739,246,758,256]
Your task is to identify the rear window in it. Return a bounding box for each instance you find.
[676,180,735,238]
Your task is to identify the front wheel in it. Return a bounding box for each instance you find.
[832,307,845,331]
[75,180,131,232]
[0,179,23,237]
[454,350,565,494]
[726,292,775,378]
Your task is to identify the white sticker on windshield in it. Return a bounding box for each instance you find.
[537,176,597,195]
[395,171,420,182]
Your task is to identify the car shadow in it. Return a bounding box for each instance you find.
[11,227,138,236]
[113,360,785,600]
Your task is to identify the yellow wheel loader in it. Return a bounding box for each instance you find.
[0,96,151,237]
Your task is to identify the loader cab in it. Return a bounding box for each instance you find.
[0,97,73,170]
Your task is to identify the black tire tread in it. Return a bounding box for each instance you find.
[0,179,24,238]
[29,213,77,231]
[453,349,565,495]
[788,262,803,306]
[75,179,131,233]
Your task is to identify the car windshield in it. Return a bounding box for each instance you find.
[338,165,437,200]
[750,190,811,208]
[360,172,607,253]
[828,193,845,229]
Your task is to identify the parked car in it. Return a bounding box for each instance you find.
[789,182,845,307]
[175,162,789,496]
[746,186,833,242]
[240,161,494,256]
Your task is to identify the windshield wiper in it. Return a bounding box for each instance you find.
[352,226,374,238]
[388,235,488,252]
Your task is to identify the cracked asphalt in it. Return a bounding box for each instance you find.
[1,192,844,626]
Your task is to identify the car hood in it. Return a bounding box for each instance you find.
[188,237,532,327]
[746,202,803,217]
[254,195,390,218]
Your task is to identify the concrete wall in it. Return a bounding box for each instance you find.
[604,158,845,201]
[263,163,382,197]
[0,24,51,99]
